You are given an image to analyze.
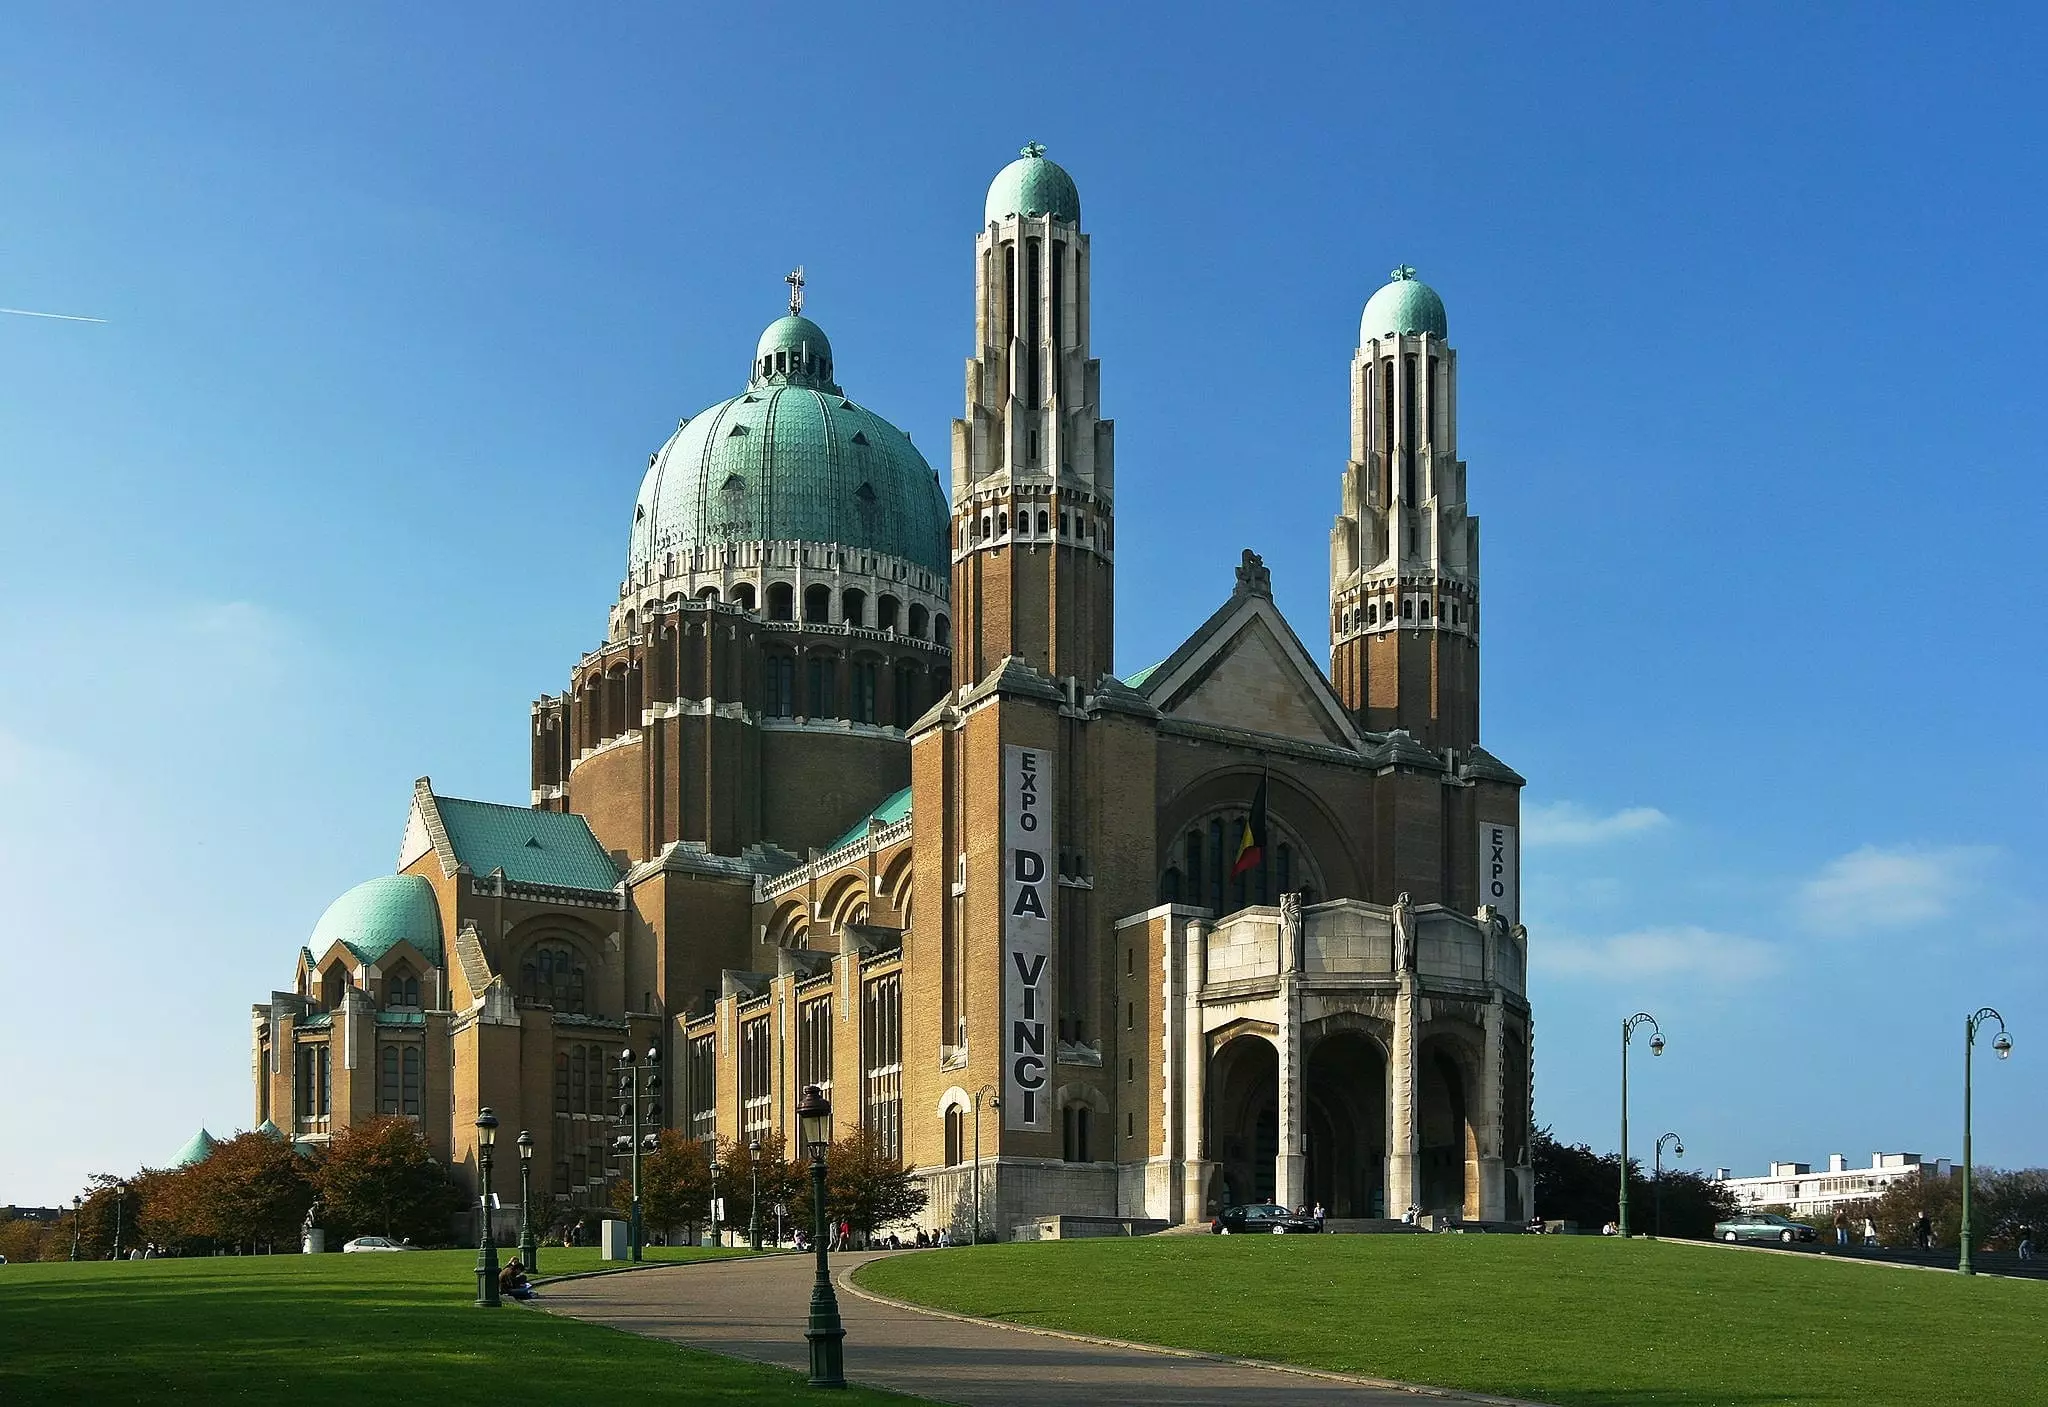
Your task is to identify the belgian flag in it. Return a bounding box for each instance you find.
[1229,775,1268,879]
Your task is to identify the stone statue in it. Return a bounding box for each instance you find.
[302,1199,322,1234]
[1234,549,1272,597]
[1392,891,1417,971]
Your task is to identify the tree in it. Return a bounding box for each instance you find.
[318,1116,462,1245]
[1531,1127,1734,1238]
[612,1130,716,1236]
[186,1132,317,1251]
[70,1174,144,1260]
[714,1132,805,1240]
[797,1127,927,1243]
[0,1211,51,1263]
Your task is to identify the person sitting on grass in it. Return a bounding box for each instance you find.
[498,1258,536,1301]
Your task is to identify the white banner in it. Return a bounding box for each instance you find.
[1004,745,1053,1133]
[1481,821,1519,924]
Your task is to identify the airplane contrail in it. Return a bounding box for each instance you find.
[0,306,107,324]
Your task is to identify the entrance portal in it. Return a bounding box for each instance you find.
[1206,1034,1277,1209]
[1305,1031,1386,1217]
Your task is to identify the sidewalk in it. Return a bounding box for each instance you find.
[540,1249,1540,1406]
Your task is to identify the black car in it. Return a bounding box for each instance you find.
[1210,1203,1320,1234]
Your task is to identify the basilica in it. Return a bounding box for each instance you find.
[251,145,1535,1237]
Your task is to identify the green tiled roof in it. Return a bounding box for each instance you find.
[1361,266,1447,342]
[255,1119,286,1140]
[436,796,620,892]
[1122,659,1167,689]
[628,315,949,579]
[374,1010,427,1027]
[830,786,912,851]
[310,874,443,965]
[171,1128,216,1168]
[986,143,1080,225]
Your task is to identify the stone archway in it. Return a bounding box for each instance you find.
[1206,1034,1278,1208]
[1418,1040,1476,1216]
[1305,1032,1386,1217]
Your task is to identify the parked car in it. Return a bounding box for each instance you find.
[1210,1203,1320,1235]
[1713,1212,1817,1245]
[341,1236,415,1253]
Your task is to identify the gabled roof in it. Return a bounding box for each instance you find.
[1136,551,1363,752]
[830,786,912,851]
[402,778,620,893]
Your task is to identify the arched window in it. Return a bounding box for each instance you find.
[521,944,587,1013]
[555,1051,571,1114]
[1402,597,1414,620]
[980,514,991,540]
[1368,602,1378,626]
[1063,1105,1091,1163]
[767,582,794,620]
[849,660,877,724]
[877,595,901,631]
[401,1047,421,1116]
[1208,818,1225,912]
[944,1107,965,1166]
[1186,830,1203,905]
[1160,865,1182,904]
[732,581,757,611]
[322,965,348,1011]
[907,603,928,640]
[934,615,951,648]
[841,588,866,626]
[765,654,796,716]
[1038,510,1049,534]
[1060,512,1070,536]
[893,660,917,729]
[808,653,837,718]
[998,511,1008,535]
[804,585,831,623]
[380,1045,400,1114]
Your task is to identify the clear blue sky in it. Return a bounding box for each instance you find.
[3,3,2042,1204]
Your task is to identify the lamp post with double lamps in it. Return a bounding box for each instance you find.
[474,1108,501,1307]
[1652,1132,1684,1241]
[797,1084,846,1389]
[971,1083,1000,1245]
[516,1130,539,1274]
[614,1045,662,1262]
[748,1133,763,1251]
[1959,1008,2014,1276]
[1618,1013,1665,1237]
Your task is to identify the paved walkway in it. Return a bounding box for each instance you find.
[539,1251,1533,1406]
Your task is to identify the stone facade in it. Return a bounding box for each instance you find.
[251,148,1535,1238]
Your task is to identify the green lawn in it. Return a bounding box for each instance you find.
[0,1250,926,1405]
[856,1235,2048,1407]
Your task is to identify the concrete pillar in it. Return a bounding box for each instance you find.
[1388,970,1419,1216]
[1479,994,1505,1221]
[1275,914,1306,1212]
[1180,917,1214,1224]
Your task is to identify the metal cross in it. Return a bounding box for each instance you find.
[1390,264,1418,282]
[785,266,805,316]
[1021,141,1047,159]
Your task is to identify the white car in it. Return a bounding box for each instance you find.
[341,1236,414,1253]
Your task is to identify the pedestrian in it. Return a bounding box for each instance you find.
[838,1218,852,1251]
[1863,1216,1879,1247]
[1833,1209,1849,1248]
[1313,1202,1326,1232]
[2019,1224,2035,1262]
[1915,1210,1932,1251]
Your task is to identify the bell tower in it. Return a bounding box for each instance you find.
[1329,267,1481,750]
[950,143,1115,687]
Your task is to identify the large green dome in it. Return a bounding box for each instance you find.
[630,315,949,578]
[985,142,1080,226]
[1361,266,1447,342]
[309,874,443,964]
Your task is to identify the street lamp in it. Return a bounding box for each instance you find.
[614,1045,662,1262]
[971,1084,1000,1246]
[516,1130,539,1274]
[710,1155,721,1248]
[1653,1132,1684,1241]
[1959,1008,2013,1276]
[749,1133,763,1252]
[114,1181,129,1261]
[797,1083,846,1389]
[69,1195,81,1262]
[475,1109,501,1307]
[1618,1013,1664,1238]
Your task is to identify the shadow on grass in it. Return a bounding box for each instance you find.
[0,1254,920,1405]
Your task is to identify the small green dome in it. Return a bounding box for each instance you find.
[755,315,833,382]
[1361,266,1447,343]
[630,315,950,578]
[309,874,443,965]
[985,142,1080,226]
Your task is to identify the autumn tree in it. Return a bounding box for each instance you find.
[714,1131,805,1241]
[796,1127,927,1243]
[70,1174,145,1260]
[184,1132,317,1251]
[0,1212,51,1263]
[319,1116,462,1245]
[611,1130,716,1236]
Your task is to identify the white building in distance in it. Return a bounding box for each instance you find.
[1713,1153,1951,1215]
